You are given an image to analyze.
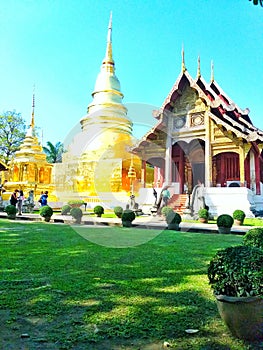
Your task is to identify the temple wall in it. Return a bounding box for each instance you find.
[204,187,255,218]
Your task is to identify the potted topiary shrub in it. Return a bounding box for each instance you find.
[39,205,53,222]
[243,227,263,250]
[61,204,72,215]
[233,209,245,226]
[114,206,123,218]
[68,199,85,208]
[5,204,17,219]
[161,206,173,219]
[161,206,181,230]
[94,205,104,217]
[121,209,136,227]
[70,207,83,224]
[208,245,263,340]
[198,208,209,223]
[216,214,234,234]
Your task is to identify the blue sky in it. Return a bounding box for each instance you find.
[0,0,262,145]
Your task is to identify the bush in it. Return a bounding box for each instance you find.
[70,207,83,223]
[5,204,17,216]
[68,199,85,207]
[39,205,53,218]
[208,245,263,297]
[198,208,209,219]
[61,204,72,215]
[121,209,136,222]
[216,214,234,228]
[166,211,182,224]
[161,206,174,218]
[114,206,123,218]
[233,209,245,222]
[243,227,263,250]
[94,205,104,217]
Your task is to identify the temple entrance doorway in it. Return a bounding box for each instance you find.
[192,162,205,186]
[188,139,205,189]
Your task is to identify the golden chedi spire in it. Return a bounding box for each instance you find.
[197,55,201,79]
[81,12,132,135]
[26,91,35,137]
[15,91,45,159]
[103,11,114,73]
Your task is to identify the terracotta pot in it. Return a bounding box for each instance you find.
[215,294,263,340]
[234,219,243,226]
[199,218,208,223]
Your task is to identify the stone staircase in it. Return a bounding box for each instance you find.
[169,194,189,215]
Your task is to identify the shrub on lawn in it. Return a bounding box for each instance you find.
[121,209,136,227]
[5,204,17,219]
[61,204,72,215]
[243,227,263,250]
[114,206,123,218]
[39,205,53,222]
[216,214,234,228]
[70,207,83,224]
[233,209,245,224]
[94,205,104,217]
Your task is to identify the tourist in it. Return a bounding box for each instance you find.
[152,185,157,205]
[17,190,25,215]
[162,187,170,207]
[39,191,48,206]
[10,189,19,206]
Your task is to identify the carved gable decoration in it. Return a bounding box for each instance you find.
[172,85,197,115]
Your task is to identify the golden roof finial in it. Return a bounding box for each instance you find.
[211,60,214,83]
[181,44,186,73]
[31,85,35,130]
[197,55,201,78]
[103,11,114,71]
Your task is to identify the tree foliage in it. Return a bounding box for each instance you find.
[43,141,64,163]
[0,111,26,163]
[249,0,263,6]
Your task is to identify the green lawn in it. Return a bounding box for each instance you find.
[0,220,262,349]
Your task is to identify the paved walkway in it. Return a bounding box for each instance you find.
[0,212,253,234]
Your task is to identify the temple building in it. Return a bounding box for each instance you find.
[133,52,263,216]
[2,95,55,202]
[2,15,263,216]
[53,14,140,205]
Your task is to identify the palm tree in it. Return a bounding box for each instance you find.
[249,0,263,6]
[43,141,65,163]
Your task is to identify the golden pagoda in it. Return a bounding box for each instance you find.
[54,13,139,204]
[3,94,55,202]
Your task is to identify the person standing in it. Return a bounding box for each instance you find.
[39,191,48,206]
[10,189,19,206]
[17,190,24,215]
[162,187,171,207]
[152,185,157,205]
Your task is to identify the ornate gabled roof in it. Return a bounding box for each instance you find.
[133,57,263,152]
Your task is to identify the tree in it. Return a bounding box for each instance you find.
[43,141,64,163]
[249,0,263,6]
[0,111,26,163]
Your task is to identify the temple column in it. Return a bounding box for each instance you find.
[239,146,245,186]
[255,153,260,195]
[205,117,212,187]
[164,135,172,185]
[141,160,146,188]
